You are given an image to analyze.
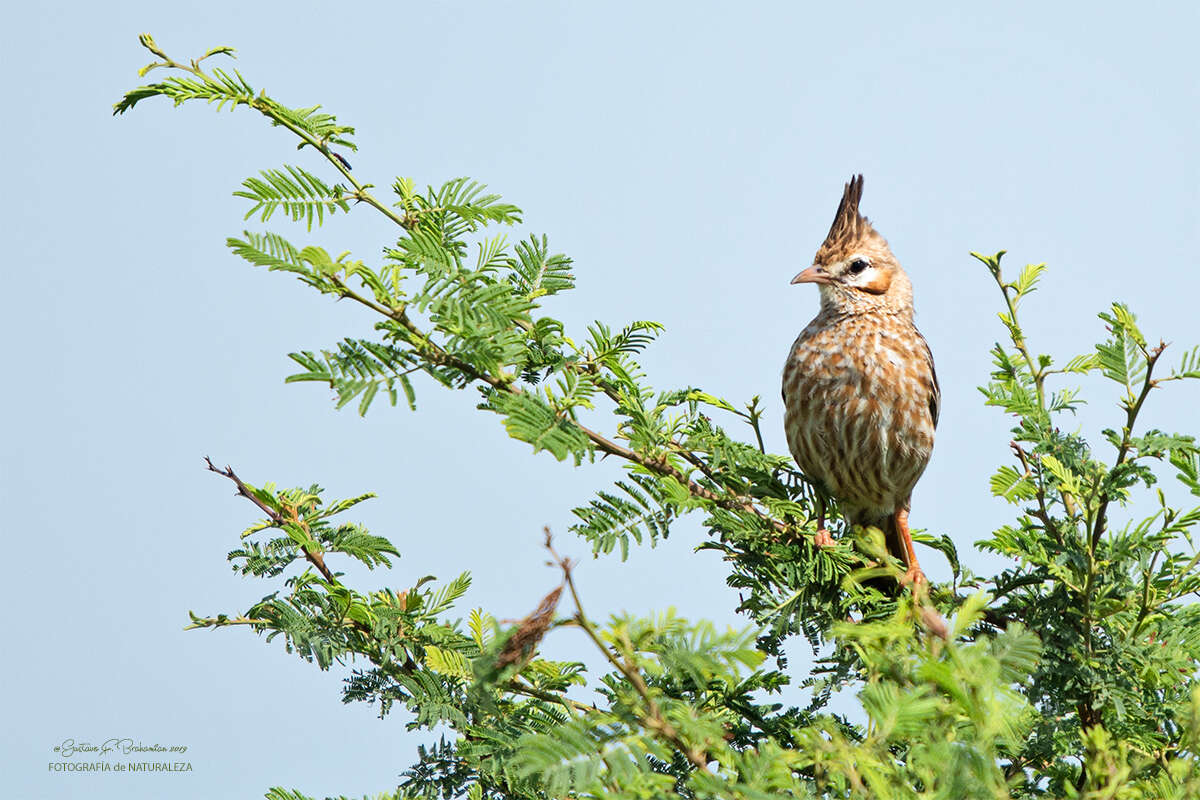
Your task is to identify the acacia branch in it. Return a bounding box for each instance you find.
[544,531,711,770]
[143,39,801,546]
[1011,441,1058,538]
[204,457,337,584]
[996,278,1045,408]
[186,614,269,630]
[507,676,594,716]
[1090,341,1167,553]
[326,274,794,539]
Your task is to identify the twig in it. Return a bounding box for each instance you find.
[326,275,794,539]
[507,676,593,715]
[204,457,337,584]
[186,614,269,630]
[543,530,710,770]
[1011,442,1062,537]
[994,273,1046,408]
[1089,341,1167,553]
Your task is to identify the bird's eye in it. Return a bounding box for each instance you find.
[848,258,870,275]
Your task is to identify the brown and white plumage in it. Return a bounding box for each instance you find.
[781,175,939,585]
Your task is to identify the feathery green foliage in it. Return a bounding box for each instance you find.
[236,165,350,230]
[118,35,1200,799]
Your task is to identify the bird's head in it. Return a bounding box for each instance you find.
[791,174,913,316]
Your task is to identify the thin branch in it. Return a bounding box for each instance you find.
[326,275,794,538]
[1130,548,1163,639]
[507,676,594,716]
[185,615,269,630]
[996,278,1045,408]
[204,457,337,584]
[148,39,821,551]
[544,530,710,770]
[745,399,768,454]
[1090,341,1167,553]
[143,42,406,232]
[1011,442,1059,537]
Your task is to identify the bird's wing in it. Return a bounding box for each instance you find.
[917,330,940,429]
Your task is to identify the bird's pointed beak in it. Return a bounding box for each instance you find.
[791,265,831,285]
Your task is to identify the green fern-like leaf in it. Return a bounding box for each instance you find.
[507,235,574,298]
[425,644,473,679]
[113,66,256,114]
[286,339,421,414]
[1097,303,1148,398]
[486,391,592,463]
[272,102,356,150]
[235,165,350,230]
[1011,261,1047,298]
[428,177,522,233]
[571,473,673,558]
[423,572,473,617]
[228,230,305,273]
[990,464,1038,503]
[326,525,399,569]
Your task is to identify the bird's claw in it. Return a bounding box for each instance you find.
[900,565,927,587]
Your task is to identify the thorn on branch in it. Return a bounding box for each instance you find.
[329,151,352,171]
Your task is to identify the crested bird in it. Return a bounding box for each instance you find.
[781,175,939,587]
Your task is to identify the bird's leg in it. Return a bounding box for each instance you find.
[813,492,834,547]
[893,507,926,586]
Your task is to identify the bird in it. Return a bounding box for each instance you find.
[781,175,939,587]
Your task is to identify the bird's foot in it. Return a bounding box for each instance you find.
[813,528,835,547]
[901,565,927,587]
[892,507,927,588]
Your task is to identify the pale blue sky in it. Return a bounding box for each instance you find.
[5,3,1198,798]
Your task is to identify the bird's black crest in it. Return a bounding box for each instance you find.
[823,174,872,248]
